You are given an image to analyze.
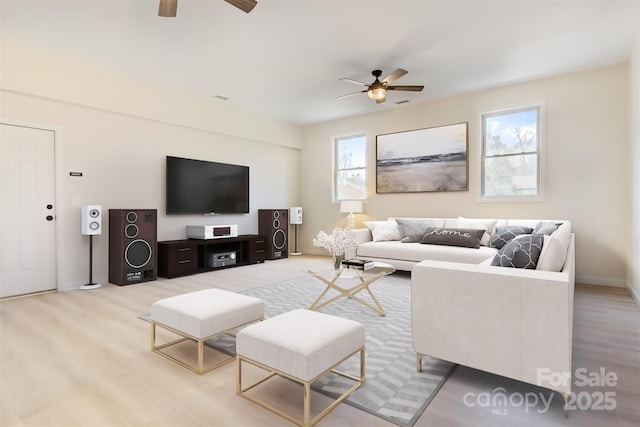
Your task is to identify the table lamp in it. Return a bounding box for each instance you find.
[340,200,363,229]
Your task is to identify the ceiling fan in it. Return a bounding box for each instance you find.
[158,0,257,17]
[337,69,424,103]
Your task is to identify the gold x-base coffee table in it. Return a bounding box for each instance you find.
[306,262,395,316]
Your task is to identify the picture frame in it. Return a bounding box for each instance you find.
[376,122,468,193]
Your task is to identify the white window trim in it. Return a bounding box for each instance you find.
[333,132,367,202]
[477,102,546,203]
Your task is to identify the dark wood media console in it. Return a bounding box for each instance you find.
[158,234,267,278]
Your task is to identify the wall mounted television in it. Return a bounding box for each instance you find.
[166,156,249,215]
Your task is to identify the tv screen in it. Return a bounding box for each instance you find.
[166,156,249,214]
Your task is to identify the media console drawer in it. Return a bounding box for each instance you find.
[248,236,267,264]
[158,242,198,278]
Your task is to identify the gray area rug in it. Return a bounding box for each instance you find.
[143,272,455,426]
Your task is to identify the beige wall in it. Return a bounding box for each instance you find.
[631,2,640,305]
[2,23,305,291]
[2,91,301,291]
[300,64,631,287]
[1,44,303,290]
[1,42,301,150]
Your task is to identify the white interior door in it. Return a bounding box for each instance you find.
[0,124,57,297]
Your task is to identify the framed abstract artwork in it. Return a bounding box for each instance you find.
[376,122,468,193]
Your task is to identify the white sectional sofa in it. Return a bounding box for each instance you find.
[352,217,575,405]
[353,217,570,272]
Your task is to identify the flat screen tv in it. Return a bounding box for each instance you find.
[166,156,249,214]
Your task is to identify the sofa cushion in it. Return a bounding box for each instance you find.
[491,234,544,269]
[356,240,498,264]
[489,225,533,249]
[536,222,571,272]
[395,218,436,243]
[457,217,498,246]
[420,228,485,249]
[364,220,402,242]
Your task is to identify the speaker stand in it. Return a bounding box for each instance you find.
[290,224,302,256]
[79,234,102,290]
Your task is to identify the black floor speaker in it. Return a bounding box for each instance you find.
[258,209,288,260]
[109,209,157,285]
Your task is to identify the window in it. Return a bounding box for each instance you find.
[334,134,366,200]
[481,105,543,200]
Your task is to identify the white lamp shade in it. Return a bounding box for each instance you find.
[340,200,363,213]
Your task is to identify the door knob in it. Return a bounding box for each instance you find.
[46,215,54,221]
[46,204,53,209]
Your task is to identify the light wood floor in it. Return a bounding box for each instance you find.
[1,255,639,426]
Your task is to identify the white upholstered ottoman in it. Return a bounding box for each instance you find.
[236,309,365,427]
[151,288,264,374]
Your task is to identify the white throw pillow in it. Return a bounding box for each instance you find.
[364,221,402,242]
[457,217,498,246]
[536,222,571,272]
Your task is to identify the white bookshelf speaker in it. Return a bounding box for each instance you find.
[81,205,102,235]
[289,207,303,255]
[289,207,303,225]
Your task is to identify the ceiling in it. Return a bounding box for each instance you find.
[2,0,638,125]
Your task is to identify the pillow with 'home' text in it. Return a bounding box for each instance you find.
[420,227,485,249]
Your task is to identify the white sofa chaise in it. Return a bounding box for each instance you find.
[352,217,575,406]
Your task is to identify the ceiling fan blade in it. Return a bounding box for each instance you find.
[224,0,257,13]
[158,0,177,17]
[336,90,367,99]
[376,97,386,104]
[339,78,368,86]
[387,85,425,92]
[382,68,408,84]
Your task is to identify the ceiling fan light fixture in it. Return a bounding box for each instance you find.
[368,87,386,100]
[338,68,422,102]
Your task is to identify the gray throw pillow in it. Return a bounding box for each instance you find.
[533,221,559,236]
[396,219,435,243]
[420,227,485,249]
[491,235,544,269]
[489,226,533,249]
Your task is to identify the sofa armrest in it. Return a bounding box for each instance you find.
[350,228,372,244]
[411,236,575,395]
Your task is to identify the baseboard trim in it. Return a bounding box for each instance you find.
[575,277,640,309]
[575,275,627,287]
